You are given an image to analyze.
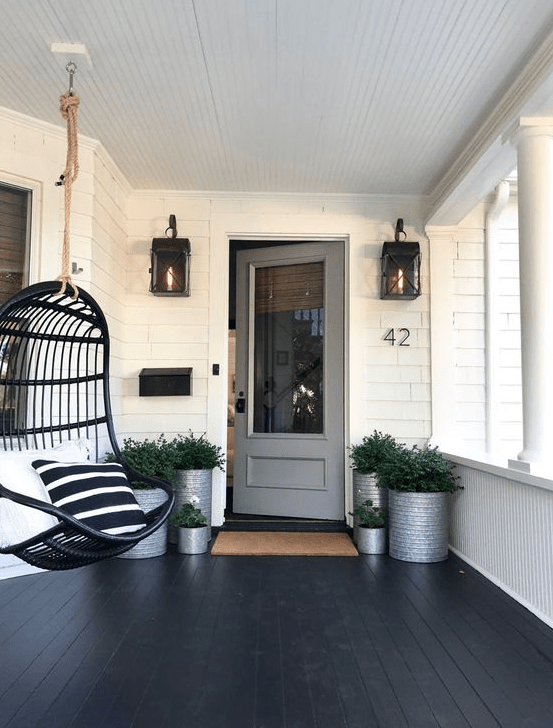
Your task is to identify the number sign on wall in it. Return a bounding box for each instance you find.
[383,328,410,346]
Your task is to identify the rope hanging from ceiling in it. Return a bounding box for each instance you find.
[56,63,80,297]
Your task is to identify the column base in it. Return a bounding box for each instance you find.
[508,458,531,473]
[508,457,551,478]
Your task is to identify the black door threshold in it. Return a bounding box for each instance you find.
[221,512,349,533]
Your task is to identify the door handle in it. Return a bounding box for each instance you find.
[235,392,246,414]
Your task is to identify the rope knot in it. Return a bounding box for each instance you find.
[59,92,80,118]
[56,274,79,299]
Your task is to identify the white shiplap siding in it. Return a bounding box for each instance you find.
[123,194,212,439]
[432,200,522,460]
[453,230,487,450]
[497,205,522,455]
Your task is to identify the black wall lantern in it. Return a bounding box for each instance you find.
[149,215,191,296]
[380,218,421,300]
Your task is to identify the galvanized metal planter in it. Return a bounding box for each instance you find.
[118,488,168,559]
[169,469,213,544]
[352,470,388,544]
[388,490,449,563]
[177,525,209,554]
[356,525,387,554]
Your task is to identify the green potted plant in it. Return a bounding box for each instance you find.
[377,443,460,563]
[111,435,175,559]
[116,434,177,486]
[169,432,225,544]
[348,431,399,539]
[349,499,388,554]
[170,499,209,554]
[349,430,399,475]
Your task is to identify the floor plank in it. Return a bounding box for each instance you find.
[0,550,552,728]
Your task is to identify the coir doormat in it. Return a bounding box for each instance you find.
[211,531,358,556]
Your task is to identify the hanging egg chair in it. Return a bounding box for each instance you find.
[0,64,174,570]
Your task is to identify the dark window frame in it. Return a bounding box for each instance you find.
[0,181,32,305]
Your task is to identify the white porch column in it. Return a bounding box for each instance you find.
[511,119,553,473]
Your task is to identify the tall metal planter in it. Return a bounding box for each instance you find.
[388,490,449,563]
[169,469,213,544]
[118,488,169,559]
[352,470,388,544]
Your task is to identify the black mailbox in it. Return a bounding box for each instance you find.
[139,368,192,397]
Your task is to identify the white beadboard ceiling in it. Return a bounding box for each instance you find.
[2,0,553,204]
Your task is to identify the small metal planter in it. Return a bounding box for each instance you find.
[177,525,209,554]
[169,469,213,544]
[388,490,449,563]
[356,525,387,555]
[352,470,388,544]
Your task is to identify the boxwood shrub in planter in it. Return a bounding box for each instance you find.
[113,435,176,559]
[348,431,399,539]
[377,444,460,563]
[169,432,225,543]
[115,434,177,486]
[348,431,399,476]
[349,499,388,554]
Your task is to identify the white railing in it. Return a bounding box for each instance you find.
[446,453,553,628]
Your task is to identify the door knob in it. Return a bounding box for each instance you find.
[235,392,246,413]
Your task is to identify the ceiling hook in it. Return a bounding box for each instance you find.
[66,61,77,94]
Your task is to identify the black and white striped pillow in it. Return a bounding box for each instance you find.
[32,460,147,535]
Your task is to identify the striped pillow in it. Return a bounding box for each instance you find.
[32,460,147,535]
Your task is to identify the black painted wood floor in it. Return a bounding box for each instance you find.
[1,549,553,728]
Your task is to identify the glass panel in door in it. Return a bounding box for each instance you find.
[253,262,324,434]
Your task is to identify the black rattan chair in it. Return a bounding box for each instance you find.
[0,281,174,570]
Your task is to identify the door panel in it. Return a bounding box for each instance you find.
[232,242,344,520]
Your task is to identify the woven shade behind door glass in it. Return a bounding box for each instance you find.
[255,262,323,313]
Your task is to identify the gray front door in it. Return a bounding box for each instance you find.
[232,241,344,520]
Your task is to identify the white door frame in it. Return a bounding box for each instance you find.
[207,227,350,527]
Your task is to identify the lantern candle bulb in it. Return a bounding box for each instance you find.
[166,267,176,291]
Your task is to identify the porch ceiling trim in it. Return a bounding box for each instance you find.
[426,24,553,226]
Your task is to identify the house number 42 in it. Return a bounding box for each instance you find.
[384,328,411,346]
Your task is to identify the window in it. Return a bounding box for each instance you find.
[253,262,324,434]
[0,183,31,306]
